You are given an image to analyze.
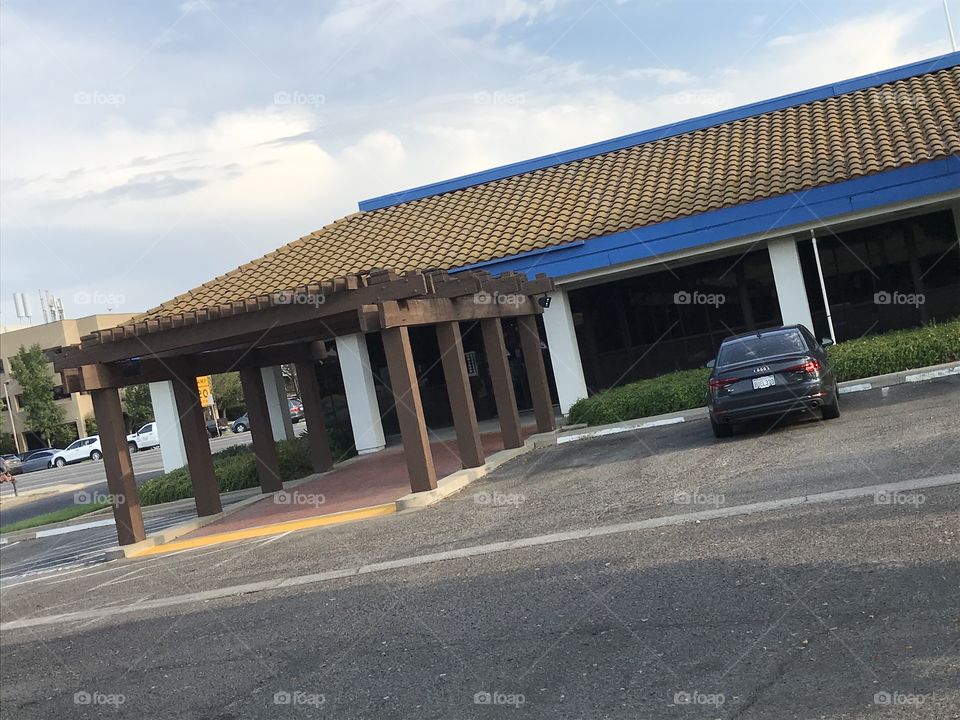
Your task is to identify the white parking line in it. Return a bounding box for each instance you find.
[839,383,872,394]
[905,366,960,382]
[4,472,956,631]
[558,416,685,444]
[35,519,116,538]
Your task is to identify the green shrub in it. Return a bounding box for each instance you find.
[567,318,960,426]
[137,425,358,507]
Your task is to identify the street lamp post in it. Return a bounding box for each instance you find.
[3,380,22,455]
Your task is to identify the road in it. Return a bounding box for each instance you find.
[0,377,957,718]
[0,425,306,526]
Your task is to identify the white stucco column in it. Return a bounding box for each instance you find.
[261,366,294,441]
[768,236,814,331]
[542,287,589,415]
[148,380,187,473]
[335,333,386,455]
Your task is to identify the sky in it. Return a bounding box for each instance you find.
[1,0,958,326]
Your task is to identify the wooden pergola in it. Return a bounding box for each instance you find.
[51,268,557,546]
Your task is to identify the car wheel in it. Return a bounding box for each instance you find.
[711,416,733,438]
[821,395,841,420]
[90,450,103,461]
[54,457,66,467]
[234,423,247,433]
[128,441,138,453]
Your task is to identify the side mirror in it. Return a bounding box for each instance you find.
[706,359,715,369]
[821,338,834,347]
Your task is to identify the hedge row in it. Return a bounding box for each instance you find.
[567,318,960,426]
[137,426,356,506]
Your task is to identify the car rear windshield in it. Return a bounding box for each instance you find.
[718,330,809,366]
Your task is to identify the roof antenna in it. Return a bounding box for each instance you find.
[946,0,957,51]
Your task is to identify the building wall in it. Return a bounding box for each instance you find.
[0,314,137,451]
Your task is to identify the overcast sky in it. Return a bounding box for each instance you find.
[1,0,957,325]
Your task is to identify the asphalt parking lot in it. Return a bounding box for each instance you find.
[0,376,957,718]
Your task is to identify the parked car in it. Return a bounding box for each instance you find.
[288,397,304,423]
[231,414,249,433]
[126,422,160,452]
[51,436,103,467]
[1,454,23,476]
[206,419,221,438]
[19,448,59,473]
[706,325,839,438]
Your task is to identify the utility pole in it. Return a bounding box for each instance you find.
[946,0,957,51]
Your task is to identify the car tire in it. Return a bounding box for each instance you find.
[821,395,841,420]
[234,423,247,433]
[710,416,733,438]
[54,457,66,467]
[128,442,138,453]
[90,450,103,461]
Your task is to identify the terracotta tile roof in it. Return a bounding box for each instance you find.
[144,66,960,320]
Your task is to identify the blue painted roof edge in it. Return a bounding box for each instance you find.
[458,157,960,281]
[359,51,960,213]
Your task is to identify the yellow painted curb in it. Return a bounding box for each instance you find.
[131,503,397,557]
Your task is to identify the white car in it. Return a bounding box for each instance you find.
[52,436,102,467]
[127,422,160,452]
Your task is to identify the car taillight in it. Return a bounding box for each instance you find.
[785,359,821,374]
[709,377,737,390]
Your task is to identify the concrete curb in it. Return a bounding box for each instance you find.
[0,483,88,509]
[394,431,558,512]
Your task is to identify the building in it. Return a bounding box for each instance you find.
[51,52,960,547]
[0,314,137,451]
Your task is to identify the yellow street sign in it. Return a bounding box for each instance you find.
[196,375,214,407]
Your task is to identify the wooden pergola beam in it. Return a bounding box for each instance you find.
[369,295,543,331]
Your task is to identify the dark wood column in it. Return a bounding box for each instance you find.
[90,388,145,545]
[171,371,222,516]
[381,326,437,492]
[436,321,484,468]
[295,360,334,473]
[517,315,556,434]
[480,317,523,449]
[239,366,283,493]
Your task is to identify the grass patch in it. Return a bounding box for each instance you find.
[0,502,110,535]
[567,318,960,426]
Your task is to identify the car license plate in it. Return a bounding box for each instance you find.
[752,375,775,389]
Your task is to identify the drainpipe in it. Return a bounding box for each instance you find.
[810,229,836,343]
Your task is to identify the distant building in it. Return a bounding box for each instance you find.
[0,314,138,451]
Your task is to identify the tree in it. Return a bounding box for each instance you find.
[211,372,245,419]
[9,344,72,447]
[123,384,154,431]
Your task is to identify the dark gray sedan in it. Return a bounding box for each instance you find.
[706,325,840,438]
[20,448,59,473]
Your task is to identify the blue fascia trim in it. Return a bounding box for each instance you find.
[456,158,960,281]
[359,52,960,212]
[449,240,585,274]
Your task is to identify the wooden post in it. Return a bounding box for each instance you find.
[295,360,334,473]
[517,315,556,434]
[436,321,484,468]
[239,366,283,493]
[90,388,145,545]
[480,317,523,449]
[171,371,222,516]
[381,327,438,492]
